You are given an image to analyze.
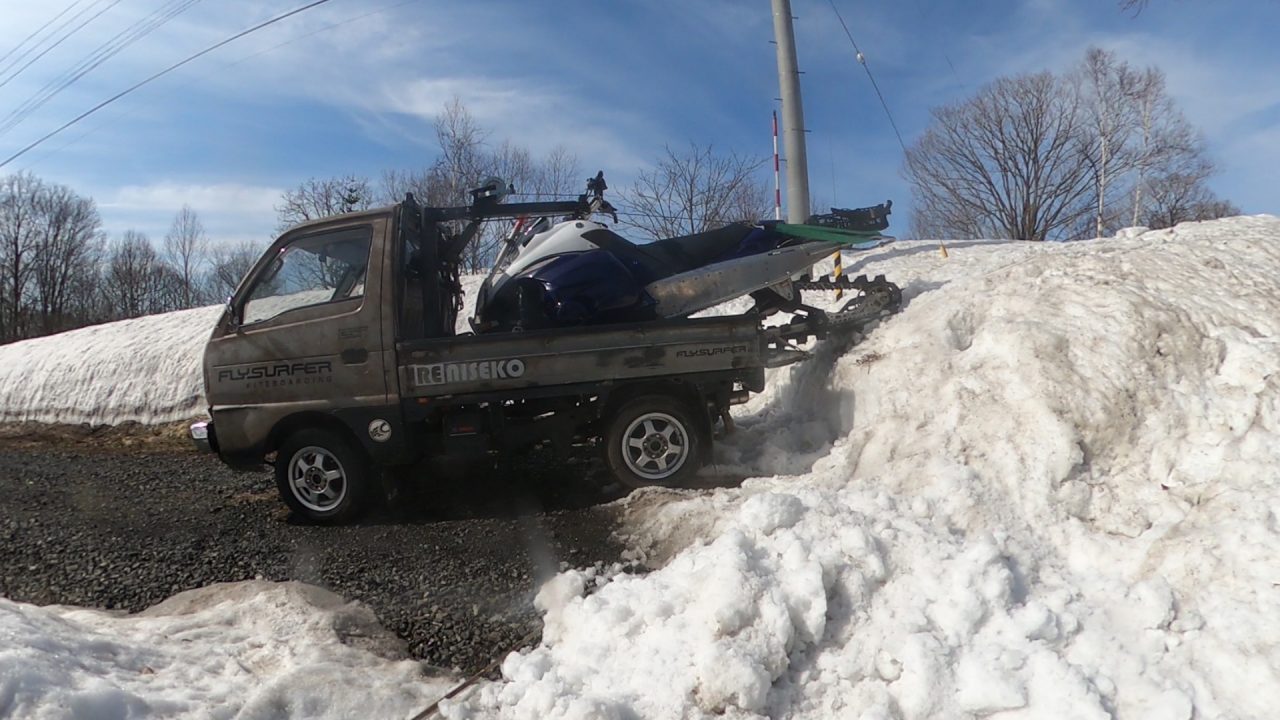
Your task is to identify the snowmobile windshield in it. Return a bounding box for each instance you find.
[492,239,520,275]
[491,217,552,276]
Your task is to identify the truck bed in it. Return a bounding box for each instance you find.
[398,314,766,398]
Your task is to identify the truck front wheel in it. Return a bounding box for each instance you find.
[605,395,706,489]
[275,428,371,524]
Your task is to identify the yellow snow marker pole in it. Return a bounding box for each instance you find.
[939,241,949,258]
[832,249,844,300]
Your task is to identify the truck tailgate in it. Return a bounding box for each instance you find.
[398,316,763,397]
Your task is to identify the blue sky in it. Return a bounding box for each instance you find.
[1,0,1276,246]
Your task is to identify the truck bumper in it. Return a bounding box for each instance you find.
[190,420,215,453]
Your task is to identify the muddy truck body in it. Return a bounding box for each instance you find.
[192,184,899,522]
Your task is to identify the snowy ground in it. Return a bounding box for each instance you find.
[2,217,1279,718]
[0,581,454,719]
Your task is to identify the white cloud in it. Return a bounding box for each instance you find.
[370,75,650,173]
[95,181,284,245]
[103,181,280,214]
[150,2,656,170]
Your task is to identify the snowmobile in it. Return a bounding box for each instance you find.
[470,172,901,338]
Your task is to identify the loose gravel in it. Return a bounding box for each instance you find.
[0,437,633,674]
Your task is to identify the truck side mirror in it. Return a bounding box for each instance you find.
[224,297,240,331]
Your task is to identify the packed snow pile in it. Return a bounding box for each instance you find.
[0,277,487,426]
[0,305,222,426]
[0,580,454,719]
[1,217,1278,719]
[443,216,1280,719]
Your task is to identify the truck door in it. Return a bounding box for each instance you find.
[205,216,392,457]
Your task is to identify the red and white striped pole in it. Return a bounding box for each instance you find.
[772,110,782,221]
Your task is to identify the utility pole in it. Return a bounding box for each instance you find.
[771,0,810,224]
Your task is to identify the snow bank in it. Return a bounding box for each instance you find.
[0,306,222,426]
[444,217,1280,719]
[0,580,454,719]
[0,277,486,426]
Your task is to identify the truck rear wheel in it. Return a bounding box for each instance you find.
[605,395,706,489]
[275,428,371,524]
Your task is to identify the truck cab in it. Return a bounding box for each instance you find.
[201,208,398,465]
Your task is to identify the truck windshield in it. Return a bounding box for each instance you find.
[243,227,372,325]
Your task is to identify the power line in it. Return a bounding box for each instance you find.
[0,1,87,68]
[219,0,421,71]
[0,0,124,91]
[0,0,92,77]
[15,0,424,170]
[0,0,336,170]
[826,0,908,155]
[0,0,205,137]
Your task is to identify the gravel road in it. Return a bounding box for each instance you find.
[0,436,633,673]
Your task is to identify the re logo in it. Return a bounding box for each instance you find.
[413,358,526,386]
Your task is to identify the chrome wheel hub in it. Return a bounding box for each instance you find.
[621,412,689,481]
[288,446,347,512]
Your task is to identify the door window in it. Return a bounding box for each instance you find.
[243,227,372,325]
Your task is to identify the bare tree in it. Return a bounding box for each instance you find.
[382,141,580,206]
[379,100,585,272]
[0,172,42,340]
[104,231,182,319]
[1126,71,1216,228]
[380,167,435,206]
[429,99,501,271]
[906,49,1234,241]
[205,240,262,303]
[275,175,374,233]
[439,141,529,269]
[1191,198,1241,222]
[1142,157,1237,229]
[1076,47,1145,237]
[905,72,1095,241]
[1129,67,1163,226]
[67,262,109,327]
[31,183,101,334]
[163,205,208,308]
[534,145,582,197]
[0,173,106,340]
[1118,0,1202,15]
[621,143,769,240]
[105,231,151,318]
[1075,51,1221,235]
[432,97,489,206]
